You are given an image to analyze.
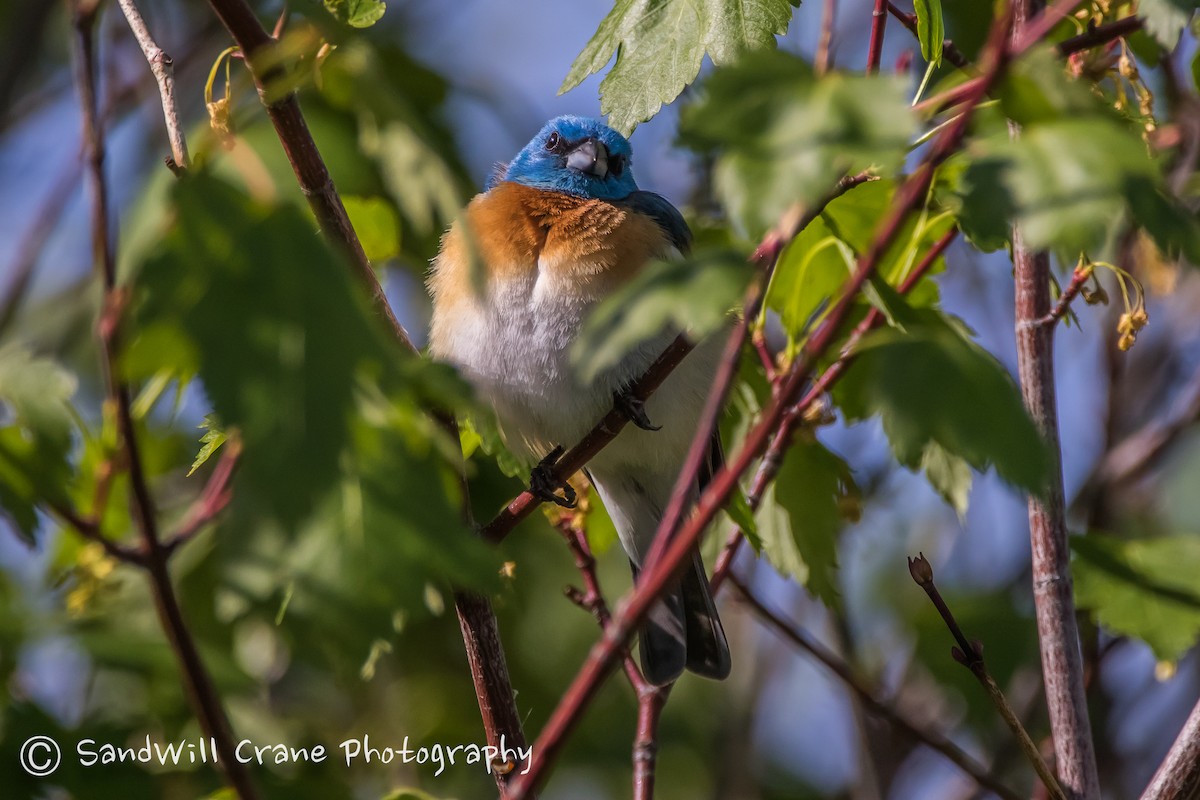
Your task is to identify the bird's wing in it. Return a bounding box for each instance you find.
[617,191,693,255]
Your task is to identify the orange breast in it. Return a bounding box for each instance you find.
[429,183,673,309]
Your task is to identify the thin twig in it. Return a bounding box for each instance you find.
[908,554,1066,799]
[1055,16,1141,55]
[815,0,837,74]
[47,499,144,565]
[70,4,258,797]
[730,573,1024,800]
[115,0,188,172]
[1035,262,1093,328]
[867,0,889,73]
[1139,695,1200,800]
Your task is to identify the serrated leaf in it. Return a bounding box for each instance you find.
[755,437,854,605]
[915,0,945,66]
[1073,534,1200,662]
[1136,0,1199,49]
[189,415,228,477]
[680,53,916,238]
[323,0,386,28]
[834,308,1051,495]
[572,250,750,383]
[562,0,801,134]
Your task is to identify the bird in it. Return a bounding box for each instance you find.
[427,115,731,685]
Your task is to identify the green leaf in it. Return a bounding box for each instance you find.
[562,0,801,134]
[915,0,945,66]
[1136,0,1199,49]
[680,52,916,238]
[834,308,1051,496]
[920,441,972,518]
[189,415,228,477]
[724,487,760,548]
[323,0,386,28]
[342,196,401,263]
[127,174,382,529]
[1073,534,1200,662]
[765,179,951,346]
[754,437,854,605]
[571,250,750,383]
[0,346,78,542]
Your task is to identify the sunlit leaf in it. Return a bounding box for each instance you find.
[562,0,801,134]
[915,0,945,66]
[680,53,916,237]
[323,0,387,28]
[1136,0,1199,49]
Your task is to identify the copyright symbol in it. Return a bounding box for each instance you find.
[20,735,61,777]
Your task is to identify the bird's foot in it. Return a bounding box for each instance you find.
[529,446,577,508]
[614,389,661,431]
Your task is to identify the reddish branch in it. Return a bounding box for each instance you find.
[815,0,837,74]
[508,13,1018,797]
[70,3,259,798]
[555,516,666,799]
[163,438,243,554]
[867,0,889,73]
[1037,262,1093,328]
[730,574,1023,800]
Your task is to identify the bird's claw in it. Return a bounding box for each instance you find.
[614,389,661,431]
[529,446,576,508]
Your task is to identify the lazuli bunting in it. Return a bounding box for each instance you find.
[428,116,730,685]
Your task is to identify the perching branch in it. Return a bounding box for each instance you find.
[508,15,1018,796]
[115,0,189,172]
[70,3,258,798]
[730,574,1024,800]
[908,554,1066,799]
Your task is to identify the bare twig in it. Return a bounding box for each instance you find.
[867,0,889,73]
[1055,16,1142,56]
[46,498,144,566]
[70,3,258,798]
[1036,262,1093,328]
[730,574,1024,800]
[1010,0,1101,795]
[908,554,1066,799]
[115,0,189,172]
[1139,695,1200,800]
[815,0,837,74]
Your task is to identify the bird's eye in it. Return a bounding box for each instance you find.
[610,154,625,177]
[545,132,560,151]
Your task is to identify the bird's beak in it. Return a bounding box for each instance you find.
[566,138,609,178]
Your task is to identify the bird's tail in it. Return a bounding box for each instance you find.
[633,550,731,685]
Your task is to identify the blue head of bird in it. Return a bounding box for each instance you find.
[499,116,639,201]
